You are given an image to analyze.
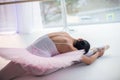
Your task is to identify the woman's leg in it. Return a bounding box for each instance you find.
[0,61,26,80]
[85,45,110,56]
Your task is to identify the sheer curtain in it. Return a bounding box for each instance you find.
[0,0,43,34]
[0,0,17,33]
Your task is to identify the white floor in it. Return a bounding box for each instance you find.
[1,23,120,80]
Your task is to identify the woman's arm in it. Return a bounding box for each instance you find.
[81,49,104,65]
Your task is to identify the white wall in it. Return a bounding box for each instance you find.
[68,23,120,48]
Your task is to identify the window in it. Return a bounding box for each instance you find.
[40,0,64,27]
[40,0,120,27]
[66,0,120,25]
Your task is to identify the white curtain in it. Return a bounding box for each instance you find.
[0,0,17,33]
[0,0,43,34]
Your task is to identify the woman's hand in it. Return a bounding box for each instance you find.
[97,49,105,57]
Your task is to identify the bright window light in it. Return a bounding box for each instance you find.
[40,0,120,28]
[40,0,64,28]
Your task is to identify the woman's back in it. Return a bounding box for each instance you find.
[48,32,75,53]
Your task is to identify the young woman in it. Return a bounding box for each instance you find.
[0,32,109,80]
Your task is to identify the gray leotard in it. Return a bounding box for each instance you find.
[27,35,59,57]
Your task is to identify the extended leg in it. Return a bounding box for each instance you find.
[0,61,26,80]
[85,45,110,56]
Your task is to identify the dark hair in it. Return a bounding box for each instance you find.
[73,40,90,54]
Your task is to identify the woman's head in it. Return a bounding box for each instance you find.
[73,39,90,54]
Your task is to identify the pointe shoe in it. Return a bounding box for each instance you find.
[96,45,110,57]
[97,45,110,51]
[86,45,110,56]
[104,45,110,50]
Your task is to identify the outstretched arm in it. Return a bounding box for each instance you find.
[81,46,108,65]
[81,45,110,65]
[81,51,100,65]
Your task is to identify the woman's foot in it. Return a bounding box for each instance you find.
[90,45,110,57]
[97,45,110,51]
[97,45,110,57]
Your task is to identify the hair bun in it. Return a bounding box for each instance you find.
[74,40,90,54]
